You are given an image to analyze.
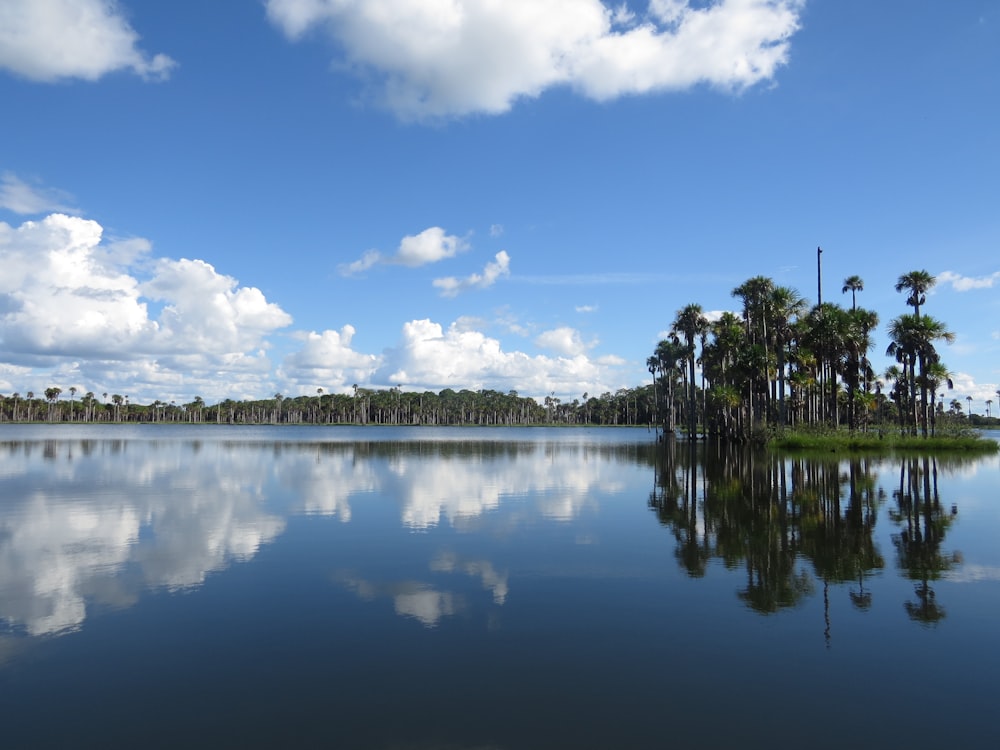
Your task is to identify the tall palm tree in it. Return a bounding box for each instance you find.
[842,275,864,311]
[702,312,745,435]
[769,285,807,426]
[732,276,775,427]
[672,304,709,439]
[924,361,953,436]
[887,314,954,436]
[653,338,688,433]
[895,270,936,318]
[44,387,61,421]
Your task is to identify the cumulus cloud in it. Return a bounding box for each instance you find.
[0,213,291,400]
[0,172,79,215]
[938,270,1000,292]
[0,0,176,82]
[397,226,469,266]
[339,226,468,275]
[433,250,510,297]
[534,326,595,357]
[948,372,1000,407]
[278,326,380,389]
[371,317,625,398]
[265,0,803,119]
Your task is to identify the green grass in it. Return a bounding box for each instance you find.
[768,426,999,453]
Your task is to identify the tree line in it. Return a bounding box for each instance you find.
[649,269,997,441]
[0,384,664,427]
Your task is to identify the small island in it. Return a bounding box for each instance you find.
[647,268,998,452]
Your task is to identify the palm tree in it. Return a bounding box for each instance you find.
[895,270,936,319]
[732,276,776,428]
[924,361,953,436]
[966,396,973,418]
[887,314,954,436]
[769,285,807,426]
[44,387,62,421]
[986,399,992,419]
[672,304,709,439]
[653,338,688,434]
[842,275,864,311]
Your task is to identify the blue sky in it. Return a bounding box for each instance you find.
[1,0,998,411]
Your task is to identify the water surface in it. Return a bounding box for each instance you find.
[1,425,998,749]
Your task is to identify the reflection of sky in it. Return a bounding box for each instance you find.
[0,439,285,636]
[0,434,635,638]
[334,551,508,627]
[391,448,623,528]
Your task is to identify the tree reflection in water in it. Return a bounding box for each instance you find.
[649,440,968,634]
[891,455,961,625]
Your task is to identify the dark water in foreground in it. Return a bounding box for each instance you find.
[1,425,998,749]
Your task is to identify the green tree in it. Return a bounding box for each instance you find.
[895,270,935,319]
[841,275,864,311]
[672,304,708,439]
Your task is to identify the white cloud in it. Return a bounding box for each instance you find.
[0,213,291,401]
[575,304,598,313]
[0,173,79,215]
[396,226,469,266]
[0,0,176,82]
[948,372,999,406]
[339,226,468,275]
[535,326,594,357]
[278,326,380,390]
[265,0,803,119]
[433,250,510,297]
[337,248,381,276]
[371,317,626,399]
[938,270,1000,292]
[490,223,504,238]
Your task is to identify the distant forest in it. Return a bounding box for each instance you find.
[0,386,646,427]
[2,270,998,435]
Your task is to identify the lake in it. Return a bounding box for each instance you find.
[1,425,998,749]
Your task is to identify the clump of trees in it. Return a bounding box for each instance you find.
[648,270,968,441]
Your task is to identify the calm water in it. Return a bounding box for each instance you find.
[1,425,998,749]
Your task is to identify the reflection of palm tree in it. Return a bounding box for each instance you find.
[891,456,959,626]
[850,571,873,610]
[904,581,946,624]
[663,447,895,635]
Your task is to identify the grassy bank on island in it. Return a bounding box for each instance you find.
[767,426,999,453]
